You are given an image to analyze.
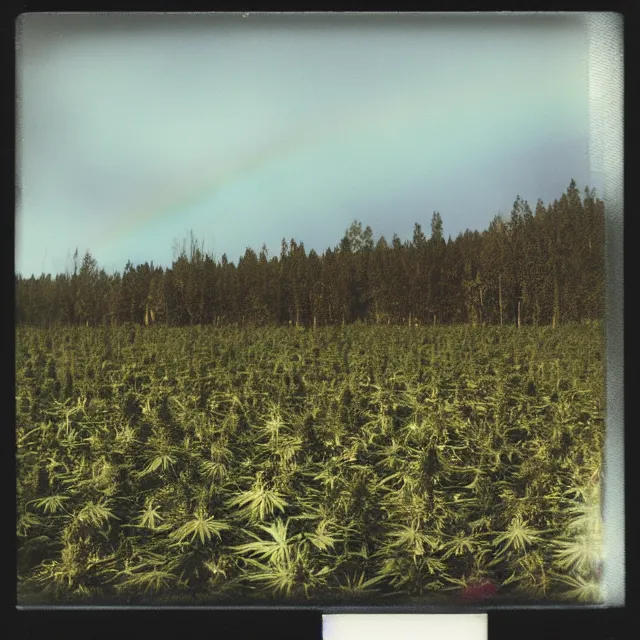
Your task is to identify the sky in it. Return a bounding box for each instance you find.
[15,13,596,278]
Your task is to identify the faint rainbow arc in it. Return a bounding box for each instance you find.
[95,74,542,253]
[96,101,368,251]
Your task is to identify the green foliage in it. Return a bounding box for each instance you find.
[16,322,605,605]
[169,509,230,545]
[16,181,604,329]
[226,475,289,523]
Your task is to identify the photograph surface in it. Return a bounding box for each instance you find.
[16,13,611,606]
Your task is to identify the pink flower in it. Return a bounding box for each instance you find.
[460,578,497,602]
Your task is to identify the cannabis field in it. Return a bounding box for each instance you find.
[16,323,605,605]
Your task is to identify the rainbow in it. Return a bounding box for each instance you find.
[95,71,569,253]
[96,95,384,251]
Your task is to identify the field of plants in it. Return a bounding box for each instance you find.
[16,323,605,605]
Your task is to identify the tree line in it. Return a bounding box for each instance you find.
[15,179,604,328]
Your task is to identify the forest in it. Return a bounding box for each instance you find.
[16,178,606,604]
[16,179,604,328]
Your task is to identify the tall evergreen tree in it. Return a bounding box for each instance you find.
[16,180,605,329]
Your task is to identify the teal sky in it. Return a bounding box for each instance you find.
[16,13,594,277]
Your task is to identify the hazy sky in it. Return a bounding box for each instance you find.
[16,13,595,277]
